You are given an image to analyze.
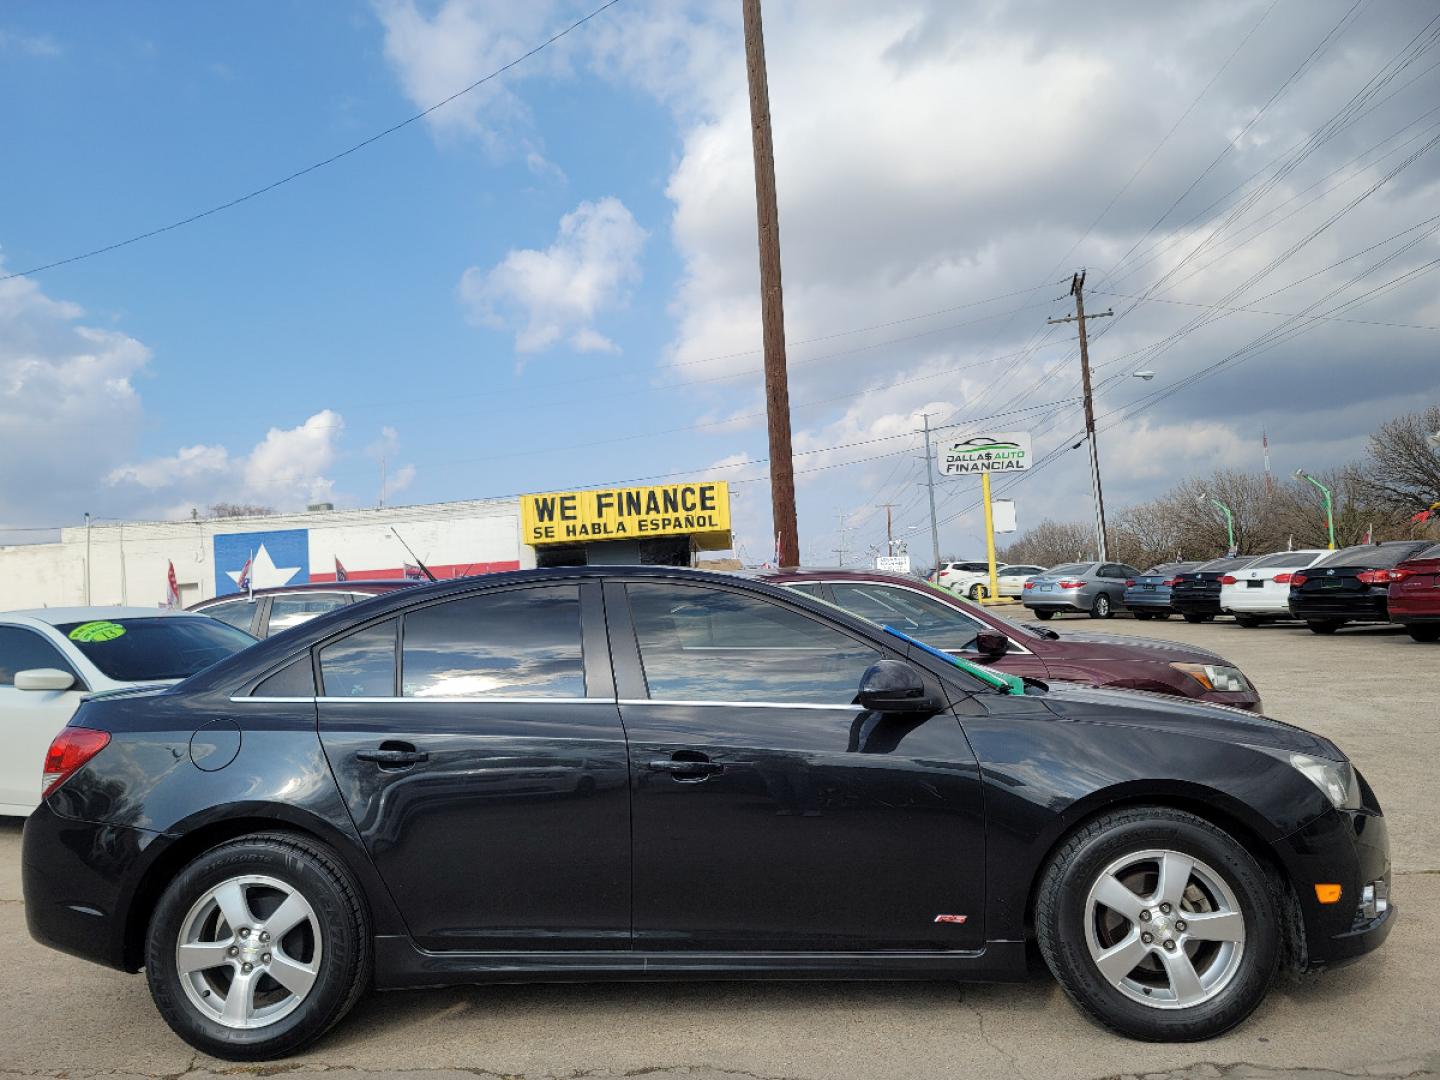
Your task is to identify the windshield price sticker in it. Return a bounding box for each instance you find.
[938,432,1032,476]
[68,620,128,643]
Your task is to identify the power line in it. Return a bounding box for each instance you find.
[0,0,625,282]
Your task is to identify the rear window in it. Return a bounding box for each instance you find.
[55,617,255,682]
[1196,557,1253,572]
[1411,543,1440,561]
[1246,551,1322,569]
[1314,543,1430,569]
[1046,563,1095,576]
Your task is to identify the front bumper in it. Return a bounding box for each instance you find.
[1274,804,1394,969]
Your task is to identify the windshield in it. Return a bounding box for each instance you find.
[56,617,256,682]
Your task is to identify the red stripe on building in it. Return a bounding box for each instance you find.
[308,560,520,583]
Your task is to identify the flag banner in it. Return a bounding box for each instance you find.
[335,557,349,582]
[165,561,180,609]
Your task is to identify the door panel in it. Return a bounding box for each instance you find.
[615,580,986,952]
[316,583,630,952]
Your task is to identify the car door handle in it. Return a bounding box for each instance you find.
[647,758,724,778]
[356,748,429,767]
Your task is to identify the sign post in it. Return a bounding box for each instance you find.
[936,432,1032,604]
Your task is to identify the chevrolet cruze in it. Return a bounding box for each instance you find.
[23,567,1392,1058]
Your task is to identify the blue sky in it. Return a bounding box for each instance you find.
[3,1,1438,564]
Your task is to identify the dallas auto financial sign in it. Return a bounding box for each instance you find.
[938,432,1033,476]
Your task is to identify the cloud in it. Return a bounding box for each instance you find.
[371,0,564,156]
[0,29,61,57]
[458,196,647,354]
[365,425,418,501]
[107,411,348,516]
[0,267,149,527]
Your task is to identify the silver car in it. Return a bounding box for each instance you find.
[1022,560,1140,620]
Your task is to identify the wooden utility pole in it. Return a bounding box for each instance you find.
[742,0,799,568]
[878,502,897,553]
[1048,271,1113,560]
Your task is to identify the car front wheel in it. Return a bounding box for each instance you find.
[1035,806,1278,1041]
[145,833,370,1060]
[1090,594,1113,619]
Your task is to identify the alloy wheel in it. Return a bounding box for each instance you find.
[1082,849,1246,1010]
[175,874,322,1029]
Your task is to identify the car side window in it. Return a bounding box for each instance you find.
[1100,564,1126,579]
[319,619,398,697]
[268,593,352,634]
[200,599,258,633]
[626,583,880,704]
[400,587,585,699]
[827,583,983,651]
[0,626,81,687]
[252,655,317,698]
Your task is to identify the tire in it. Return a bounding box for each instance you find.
[1090,594,1113,619]
[1307,621,1343,635]
[1182,612,1207,624]
[1133,611,1153,621]
[1408,624,1440,643]
[145,833,371,1061]
[1155,612,1172,620]
[1033,609,1055,621]
[1035,806,1279,1042]
[969,583,988,601]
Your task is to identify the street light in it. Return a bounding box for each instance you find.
[1427,430,1440,450]
[1132,370,1156,380]
[1295,469,1337,551]
[1198,492,1237,553]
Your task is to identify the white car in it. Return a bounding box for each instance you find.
[0,607,255,815]
[1218,550,1329,626]
[936,560,1007,600]
[995,564,1048,598]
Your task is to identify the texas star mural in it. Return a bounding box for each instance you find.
[213,529,311,596]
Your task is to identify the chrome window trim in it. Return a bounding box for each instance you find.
[619,699,859,710]
[797,579,1034,656]
[232,695,618,704]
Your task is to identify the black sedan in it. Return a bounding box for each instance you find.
[23,567,1392,1058]
[1288,540,1436,633]
[1169,556,1256,623]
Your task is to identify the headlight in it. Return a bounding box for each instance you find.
[1252,747,1362,810]
[1171,662,1249,693]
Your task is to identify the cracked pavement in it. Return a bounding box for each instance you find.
[1,618,1435,1080]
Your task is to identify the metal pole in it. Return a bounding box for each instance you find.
[923,413,941,575]
[1297,472,1336,550]
[84,512,91,605]
[982,471,999,602]
[743,0,799,568]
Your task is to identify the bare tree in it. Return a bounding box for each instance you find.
[1358,403,1440,511]
[998,519,1095,566]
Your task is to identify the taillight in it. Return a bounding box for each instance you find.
[41,728,110,798]
[1387,568,1410,582]
[1356,569,1390,585]
[1125,579,1136,587]
[1290,573,1308,588]
[1273,573,1292,584]
[1219,575,1237,585]
[1059,580,1085,589]
[1163,578,1180,587]
[1024,582,1034,589]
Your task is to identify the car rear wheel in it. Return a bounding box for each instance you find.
[1090,594,1113,619]
[1406,624,1440,642]
[969,583,988,601]
[1182,613,1212,624]
[145,833,370,1060]
[1233,616,1262,628]
[1308,620,1344,635]
[1035,806,1278,1041]
[1033,609,1055,620]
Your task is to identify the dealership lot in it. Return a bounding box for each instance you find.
[2,615,1436,1080]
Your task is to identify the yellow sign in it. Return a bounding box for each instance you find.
[521,481,732,548]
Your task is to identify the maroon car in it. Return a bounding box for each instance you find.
[1387,541,1440,642]
[759,569,1262,710]
[189,580,418,638]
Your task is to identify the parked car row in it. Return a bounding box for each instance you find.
[18,564,1393,1057]
[1106,541,1440,641]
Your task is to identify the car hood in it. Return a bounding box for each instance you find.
[1038,681,1338,758]
[1043,630,1232,667]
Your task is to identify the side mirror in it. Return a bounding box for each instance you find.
[973,629,1010,660]
[856,660,937,713]
[14,668,76,692]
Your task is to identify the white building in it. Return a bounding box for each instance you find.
[0,480,733,611]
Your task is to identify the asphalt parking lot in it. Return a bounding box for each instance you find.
[2,614,1436,1080]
